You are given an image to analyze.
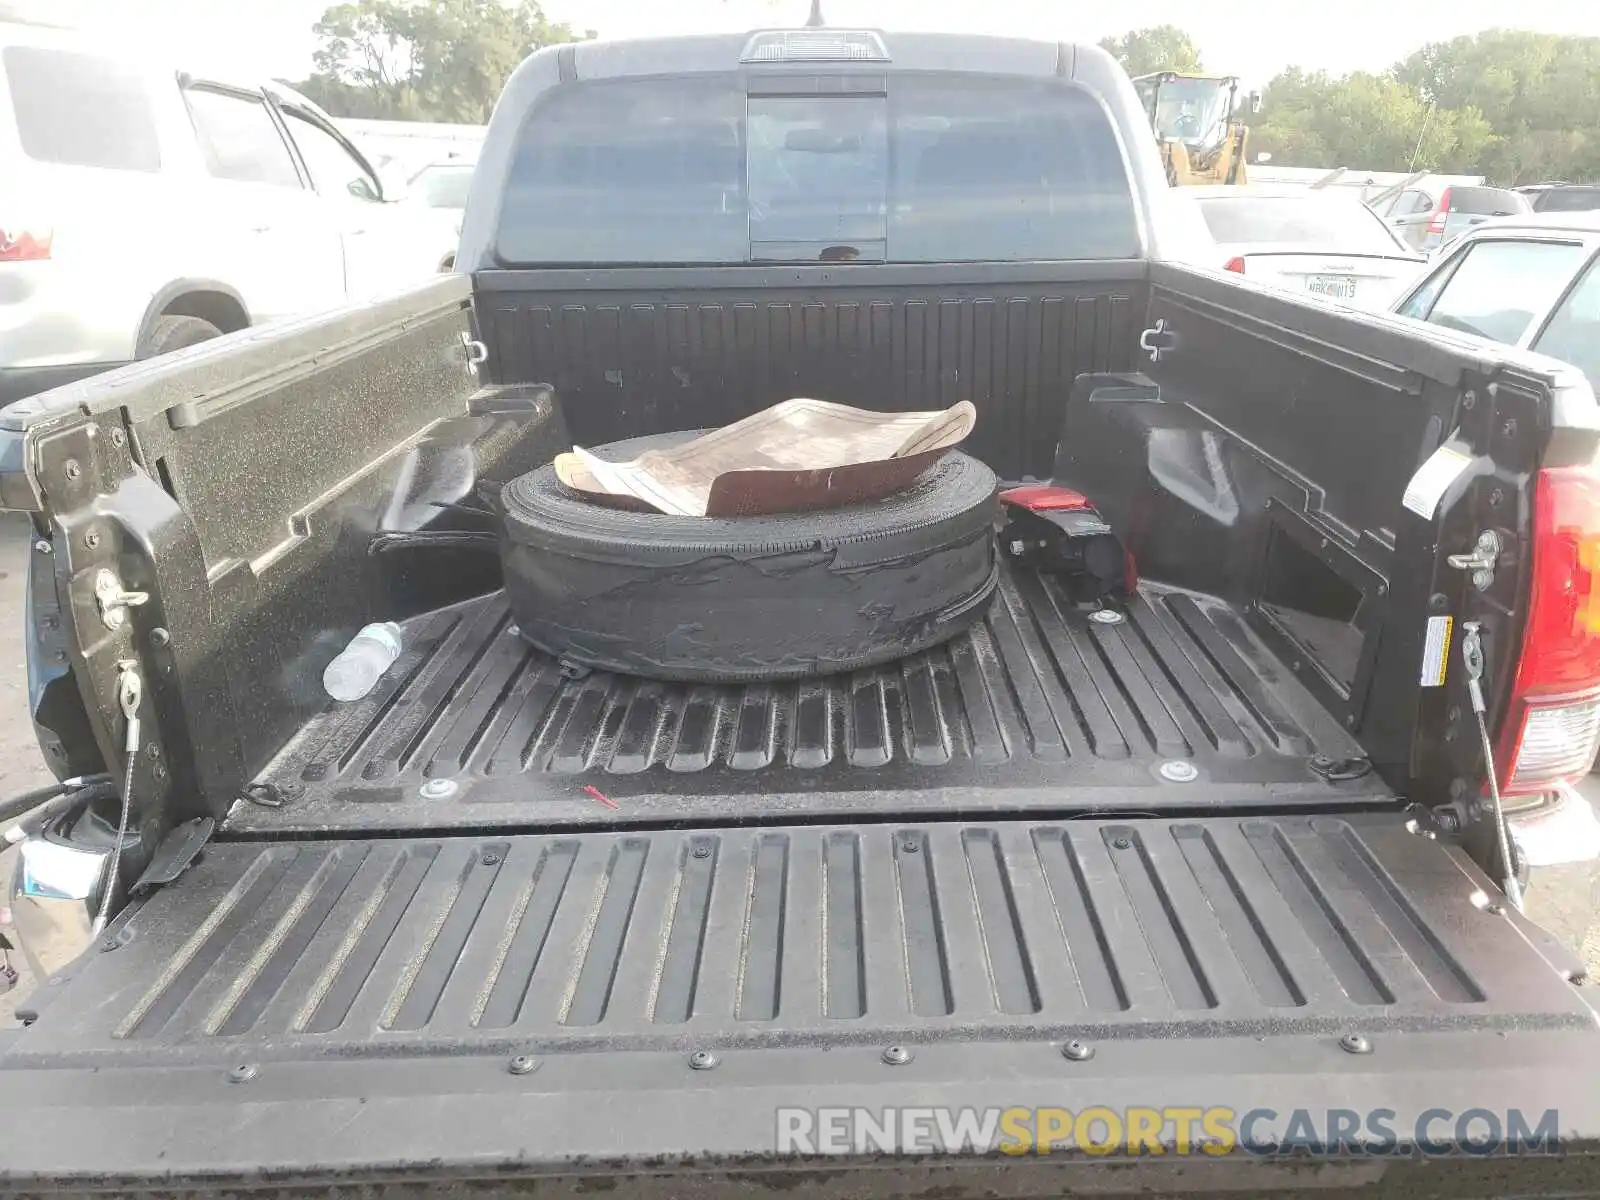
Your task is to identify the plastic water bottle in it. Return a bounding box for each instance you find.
[323,622,403,702]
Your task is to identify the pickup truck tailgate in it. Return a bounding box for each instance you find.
[3,814,1600,1192]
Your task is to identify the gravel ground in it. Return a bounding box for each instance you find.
[0,512,1593,1029]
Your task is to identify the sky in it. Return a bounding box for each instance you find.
[91,0,1600,89]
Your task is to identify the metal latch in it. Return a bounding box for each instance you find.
[1138,319,1175,363]
[458,331,488,374]
[93,568,148,631]
[1446,529,1500,591]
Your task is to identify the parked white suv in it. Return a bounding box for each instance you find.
[0,15,459,405]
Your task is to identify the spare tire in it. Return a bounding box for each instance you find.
[500,431,1000,681]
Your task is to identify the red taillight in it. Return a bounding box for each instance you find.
[1426,188,1451,236]
[1223,256,1246,273]
[1499,464,1600,794]
[0,222,52,262]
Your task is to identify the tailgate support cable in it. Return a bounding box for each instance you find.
[1461,622,1524,912]
[91,665,142,938]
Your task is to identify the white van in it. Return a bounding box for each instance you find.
[0,11,459,404]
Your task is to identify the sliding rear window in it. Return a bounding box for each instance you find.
[496,74,1139,264]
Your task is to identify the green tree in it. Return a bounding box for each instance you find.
[1395,31,1600,182]
[1097,26,1204,78]
[1248,67,1494,174]
[298,0,590,123]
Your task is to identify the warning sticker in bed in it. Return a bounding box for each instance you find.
[1403,445,1473,519]
[1419,615,1454,687]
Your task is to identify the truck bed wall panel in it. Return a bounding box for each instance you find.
[1114,264,1568,791]
[10,814,1592,1066]
[476,274,1147,479]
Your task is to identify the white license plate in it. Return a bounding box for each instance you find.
[1306,274,1358,300]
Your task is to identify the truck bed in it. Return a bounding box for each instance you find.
[230,562,1380,836]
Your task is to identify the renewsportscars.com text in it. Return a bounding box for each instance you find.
[774,1106,1562,1156]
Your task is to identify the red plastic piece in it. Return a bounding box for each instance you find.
[1000,485,1092,512]
[583,784,619,810]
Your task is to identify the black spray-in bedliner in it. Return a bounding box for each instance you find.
[229,563,1379,835]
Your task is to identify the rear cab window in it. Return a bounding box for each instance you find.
[1398,238,1589,345]
[1,44,161,171]
[496,74,1141,265]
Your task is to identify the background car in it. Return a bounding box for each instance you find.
[1182,186,1425,309]
[1375,183,1532,251]
[1391,211,1600,381]
[0,11,459,404]
[407,159,475,253]
[1515,183,1600,214]
[409,160,475,215]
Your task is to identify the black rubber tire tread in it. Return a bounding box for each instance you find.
[137,315,222,358]
[500,431,1000,682]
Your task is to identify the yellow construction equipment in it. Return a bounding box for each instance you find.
[1131,72,1261,187]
